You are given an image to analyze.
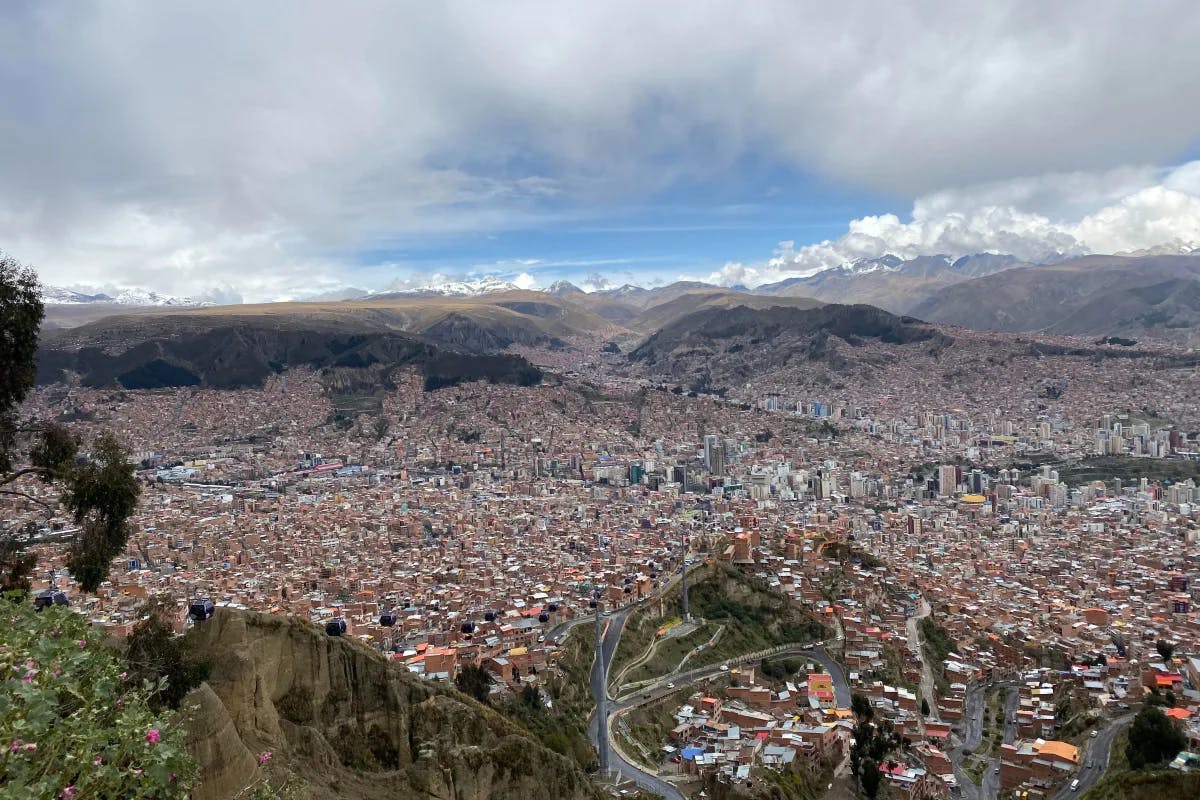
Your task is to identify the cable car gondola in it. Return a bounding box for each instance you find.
[34,590,69,611]
[379,611,397,627]
[325,617,347,637]
[187,598,215,622]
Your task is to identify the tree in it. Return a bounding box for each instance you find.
[124,596,211,712]
[1156,639,1175,662]
[455,664,493,704]
[851,692,874,721]
[1126,705,1186,769]
[0,255,141,594]
[860,758,883,799]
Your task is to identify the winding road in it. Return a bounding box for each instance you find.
[579,560,850,800]
[1050,714,1134,799]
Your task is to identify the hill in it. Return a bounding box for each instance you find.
[183,609,602,800]
[765,254,1027,314]
[36,314,542,392]
[627,303,949,393]
[911,254,1200,340]
[628,290,823,333]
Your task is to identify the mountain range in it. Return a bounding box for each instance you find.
[41,285,210,306]
[32,249,1200,396]
[42,249,1200,343]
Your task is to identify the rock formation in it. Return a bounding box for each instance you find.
[183,609,601,800]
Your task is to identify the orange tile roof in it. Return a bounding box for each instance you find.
[1036,741,1079,762]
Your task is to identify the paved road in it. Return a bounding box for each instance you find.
[583,575,848,799]
[907,598,939,723]
[1051,714,1134,799]
[587,603,689,800]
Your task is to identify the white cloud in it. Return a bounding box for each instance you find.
[0,2,1198,298]
[512,272,539,290]
[710,160,1200,287]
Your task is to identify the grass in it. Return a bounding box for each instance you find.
[624,623,715,685]
[499,625,598,772]
[920,615,955,697]
[623,689,692,768]
[611,593,685,680]
[1080,770,1200,800]
[1108,730,1130,773]
[612,563,827,692]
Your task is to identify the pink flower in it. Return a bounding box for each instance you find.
[9,739,22,752]
[53,668,62,677]
[22,670,35,683]
[145,729,161,744]
[77,640,87,649]
[93,757,103,766]
[257,751,272,766]
[23,743,36,751]
[119,671,128,681]
[60,786,76,799]
[131,768,143,776]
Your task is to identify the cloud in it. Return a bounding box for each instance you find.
[512,272,539,290]
[709,161,1200,287]
[0,2,1198,298]
[583,273,612,292]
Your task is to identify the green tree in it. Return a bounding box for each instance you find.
[0,255,141,594]
[860,758,883,799]
[455,664,493,704]
[124,596,211,712]
[851,692,874,721]
[1126,705,1186,769]
[1156,639,1175,662]
[0,600,197,798]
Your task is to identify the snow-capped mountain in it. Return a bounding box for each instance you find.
[383,276,520,297]
[40,286,114,305]
[40,285,209,306]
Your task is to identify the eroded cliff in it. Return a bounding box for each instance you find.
[183,609,602,800]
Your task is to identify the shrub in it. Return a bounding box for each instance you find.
[124,596,211,711]
[0,599,197,799]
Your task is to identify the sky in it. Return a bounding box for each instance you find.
[2,1,1200,303]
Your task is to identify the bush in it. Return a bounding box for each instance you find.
[1126,706,1186,770]
[125,596,211,711]
[0,599,197,799]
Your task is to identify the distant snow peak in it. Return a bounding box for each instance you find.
[390,275,519,296]
[40,285,208,306]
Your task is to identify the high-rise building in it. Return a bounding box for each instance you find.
[703,434,720,473]
[938,464,958,496]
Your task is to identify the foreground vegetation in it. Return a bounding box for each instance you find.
[0,599,198,800]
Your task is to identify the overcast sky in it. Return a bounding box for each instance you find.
[2,1,1199,301]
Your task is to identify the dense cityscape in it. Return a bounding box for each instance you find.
[6,325,1200,799]
[4,5,1200,800]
